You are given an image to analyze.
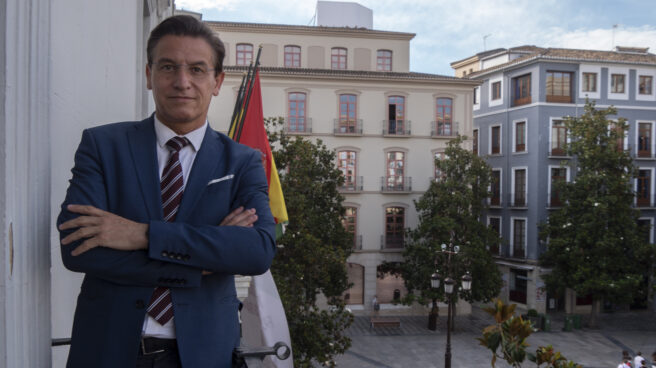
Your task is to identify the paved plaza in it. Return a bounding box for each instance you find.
[334,306,656,368]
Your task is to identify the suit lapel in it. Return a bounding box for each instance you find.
[127,116,163,221]
[176,128,224,221]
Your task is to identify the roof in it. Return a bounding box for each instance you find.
[206,20,416,40]
[467,46,656,78]
[449,46,539,67]
[224,65,480,85]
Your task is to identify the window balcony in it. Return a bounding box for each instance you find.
[333,119,363,136]
[284,117,312,135]
[382,120,411,136]
[380,176,412,192]
[489,195,502,207]
[548,141,568,157]
[635,194,654,208]
[339,176,363,193]
[380,234,404,250]
[508,193,527,208]
[431,121,458,137]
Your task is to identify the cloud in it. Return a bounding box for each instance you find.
[176,0,241,11]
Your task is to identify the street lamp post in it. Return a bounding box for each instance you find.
[430,243,472,368]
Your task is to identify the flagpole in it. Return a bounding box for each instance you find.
[228,72,248,138]
[235,45,263,142]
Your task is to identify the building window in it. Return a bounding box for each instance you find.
[386,151,405,190]
[387,96,406,135]
[331,47,347,70]
[638,122,652,158]
[473,87,479,105]
[639,75,653,95]
[582,72,597,92]
[343,207,358,248]
[377,50,392,71]
[550,167,567,207]
[473,129,479,156]
[436,98,453,136]
[488,217,501,254]
[551,120,567,156]
[546,71,573,103]
[509,269,527,303]
[513,169,526,206]
[611,122,626,152]
[515,121,526,152]
[637,219,652,244]
[637,169,651,207]
[284,45,301,68]
[236,43,253,66]
[491,170,501,206]
[512,74,531,106]
[338,150,357,190]
[611,74,625,93]
[492,81,501,100]
[434,152,446,181]
[512,220,526,259]
[287,92,306,133]
[491,126,501,154]
[385,207,405,248]
[339,94,357,133]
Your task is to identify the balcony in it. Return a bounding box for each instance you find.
[339,176,363,193]
[508,193,527,208]
[380,234,404,250]
[635,194,654,208]
[431,121,458,137]
[284,117,312,135]
[382,120,411,136]
[381,176,412,192]
[548,141,568,157]
[489,194,502,207]
[333,119,363,136]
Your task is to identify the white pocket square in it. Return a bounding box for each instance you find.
[207,174,234,186]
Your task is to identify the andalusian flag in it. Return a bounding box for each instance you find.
[229,70,288,237]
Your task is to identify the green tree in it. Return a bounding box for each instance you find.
[265,117,354,368]
[539,101,655,327]
[380,136,502,329]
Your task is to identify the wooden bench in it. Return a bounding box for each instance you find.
[369,317,401,329]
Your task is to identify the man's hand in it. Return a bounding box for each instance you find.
[59,204,148,256]
[220,206,258,227]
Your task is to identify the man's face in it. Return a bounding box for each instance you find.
[146,35,224,134]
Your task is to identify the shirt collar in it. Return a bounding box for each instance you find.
[153,115,207,152]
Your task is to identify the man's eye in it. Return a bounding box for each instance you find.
[159,64,176,72]
[190,66,205,74]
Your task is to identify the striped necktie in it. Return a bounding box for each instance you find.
[147,136,189,325]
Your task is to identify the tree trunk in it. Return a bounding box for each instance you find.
[588,298,600,328]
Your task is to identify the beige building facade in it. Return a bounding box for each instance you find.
[207,20,479,314]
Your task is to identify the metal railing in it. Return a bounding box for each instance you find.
[339,176,363,192]
[380,176,412,192]
[284,117,312,134]
[382,120,411,136]
[431,121,459,137]
[333,119,363,135]
[380,234,404,249]
[507,193,527,208]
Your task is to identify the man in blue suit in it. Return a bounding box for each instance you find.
[57,15,276,367]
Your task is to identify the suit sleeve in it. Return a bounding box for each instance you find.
[147,149,277,275]
[58,129,203,288]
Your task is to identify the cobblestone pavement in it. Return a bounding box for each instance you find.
[333,307,656,368]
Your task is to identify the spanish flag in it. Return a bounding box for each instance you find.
[229,69,288,237]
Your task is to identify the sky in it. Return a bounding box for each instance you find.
[176,0,656,76]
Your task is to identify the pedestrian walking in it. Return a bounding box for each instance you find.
[635,351,646,368]
[617,350,632,368]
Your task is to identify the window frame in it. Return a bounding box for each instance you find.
[550,118,568,156]
[637,121,654,158]
[546,70,573,103]
[384,206,405,248]
[488,76,503,107]
[490,125,502,155]
[513,119,527,153]
[337,150,358,191]
[287,92,307,133]
[510,218,527,259]
[473,129,479,156]
[636,69,656,101]
[284,45,301,68]
[331,47,347,70]
[548,165,570,207]
[491,81,501,100]
[511,167,528,207]
[582,72,597,93]
[236,43,254,66]
[376,49,392,71]
[386,95,406,135]
[342,206,358,248]
[579,65,601,99]
[490,168,502,206]
[608,67,629,100]
[385,150,406,190]
[487,216,502,255]
[339,94,358,133]
[512,73,531,106]
[636,167,654,207]
[435,97,453,136]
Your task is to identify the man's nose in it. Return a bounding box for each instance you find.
[172,67,192,88]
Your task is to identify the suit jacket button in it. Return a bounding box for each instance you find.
[162,251,168,257]
[135,300,145,309]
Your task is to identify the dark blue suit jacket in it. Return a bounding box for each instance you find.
[57,116,276,367]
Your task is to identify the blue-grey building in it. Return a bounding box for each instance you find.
[455,46,656,313]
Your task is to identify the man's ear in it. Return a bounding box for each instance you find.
[146,63,153,90]
[213,72,225,96]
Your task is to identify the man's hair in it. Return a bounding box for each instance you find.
[147,15,225,75]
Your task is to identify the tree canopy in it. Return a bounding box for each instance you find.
[265,117,353,367]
